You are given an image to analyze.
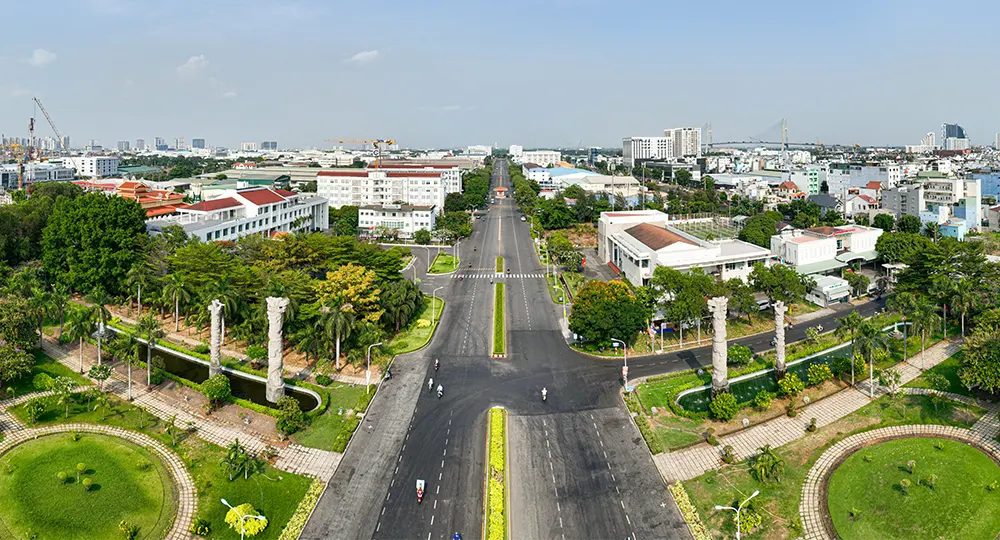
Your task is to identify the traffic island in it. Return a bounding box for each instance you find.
[492,282,506,358]
[428,253,459,274]
[495,256,504,273]
[484,407,508,540]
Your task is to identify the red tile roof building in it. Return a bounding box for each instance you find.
[74,179,187,218]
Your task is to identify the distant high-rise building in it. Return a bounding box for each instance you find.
[174,137,186,150]
[508,145,523,160]
[664,127,702,158]
[154,137,166,151]
[943,123,966,140]
[60,135,70,150]
[588,147,599,165]
[117,141,130,152]
[192,138,206,149]
[995,133,999,149]
[942,123,970,151]
[241,142,259,152]
[136,138,145,151]
[261,141,277,151]
[622,136,674,168]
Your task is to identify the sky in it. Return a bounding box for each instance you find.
[2,0,1000,150]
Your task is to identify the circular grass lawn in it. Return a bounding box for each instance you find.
[827,437,1000,540]
[0,433,176,539]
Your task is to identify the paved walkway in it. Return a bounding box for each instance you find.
[0,422,197,540]
[40,340,343,480]
[799,421,1000,540]
[653,340,961,482]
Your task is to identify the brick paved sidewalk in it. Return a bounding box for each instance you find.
[0,423,197,540]
[654,340,961,482]
[41,341,343,480]
[798,423,1000,539]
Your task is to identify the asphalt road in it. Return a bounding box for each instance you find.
[302,158,885,540]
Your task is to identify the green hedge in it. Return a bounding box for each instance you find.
[634,413,663,455]
[330,386,376,452]
[278,479,325,540]
[493,283,505,356]
[487,408,507,540]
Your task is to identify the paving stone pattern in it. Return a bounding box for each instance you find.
[798,423,1000,540]
[0,422,197,540]
[654,341,961,482]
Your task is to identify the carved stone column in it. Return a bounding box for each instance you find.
[266,297,290,403]
[708,296,730,396]
[773,301,788,379]
[208,299,223,378]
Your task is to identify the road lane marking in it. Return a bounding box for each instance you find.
[390,479,394,487]
[386,493,390,501]
[559,517,563,528]
[557,502,561,512]
[603,451,608,459]
[376,522,380,532]
[381,507,385,516]
[434,500,437,509]
[431,515,435,525]
[436,485,440,494]
[594,422,598,429]
[443,449,447,456]
[620,500,625,509]
[611,474,616,482]
[394,466,398,474]
[445,438,448,445]
[441,460,445,468]
[548,450,551,459]
[626,514,631,525]
[439,472,442,480]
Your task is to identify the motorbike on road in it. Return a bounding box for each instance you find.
[417,479,425,503]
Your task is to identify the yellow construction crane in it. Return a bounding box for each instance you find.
[324,138,396,167]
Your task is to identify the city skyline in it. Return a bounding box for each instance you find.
[1,0,999,149]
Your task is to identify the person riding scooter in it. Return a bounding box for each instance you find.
[437,384,443,398]
[428,377,434,391]
[542,387,547,402]
[434,358,440,371]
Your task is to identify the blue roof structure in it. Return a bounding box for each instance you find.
[528,166,594,177]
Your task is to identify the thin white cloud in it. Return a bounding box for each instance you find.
[440,105,462,112]
[27,49,56,67]
[177,55,209,77]
[345,50,379,65]
[222,91,238,99]
[0,85,32,99]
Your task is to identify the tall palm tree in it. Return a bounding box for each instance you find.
[323,303,355,371]
[126,260,155,316]
[930,278,956,339]
[293,320,325,366]
[86,288,112,365]
[204,276,240,345]
[115,330,141,401]
[64,305,96,373]
[135,314,164,387]
[886,291,917,355]
[950,282,978,338]
[835,310,864,387]
[162,273,193,332]
[909,299,942,370]
[27,285,51,348]
[51,284,70,340]
[853,319,892,398]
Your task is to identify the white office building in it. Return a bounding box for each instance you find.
[466,145,492,156]
[508,145,523,160]
[519,150,561,167]
[826,163,901,196]
[622,136,674,168]
[770,225,882,276]
[240,142,259,152]
[316,165,461,209]
[664,127,702,158]
[63,156,119,178]
[147,187,328,242]
[358,204,437,238]
[905,132,937,153]
[597,210,771,286]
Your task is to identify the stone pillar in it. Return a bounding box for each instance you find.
[773,301,788,379]
[265,297,290,403]
[708,296,730,396]
[208,299,223,378]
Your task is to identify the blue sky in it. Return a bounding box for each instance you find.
[2,0,999,150]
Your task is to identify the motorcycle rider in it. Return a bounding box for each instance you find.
[428,377,434,391]
[437,384,443,398]
[434,358,439,370]
[541,387,547,401]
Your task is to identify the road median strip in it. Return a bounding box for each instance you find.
[495,256,504,273]
[484,407,508,540]
[492,282,506,358]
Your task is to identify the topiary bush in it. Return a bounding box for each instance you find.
[709,392,739,421]
[200,374,231,408]
[82,477,94,491]
[778,373,805,397]
[807,363,833,386]
[225,504,268,537]
[57,471,68,484]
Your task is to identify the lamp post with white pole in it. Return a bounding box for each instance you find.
[366,341,384,394]
[432,286,444,325]
[221,498,266,540]
[610,338,628,386]
[714,490,759,540]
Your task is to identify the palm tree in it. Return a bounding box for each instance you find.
[835,310,864,387]
[86,287,112,365]
[930,278,955,339]
[64,305,97,373]
[136,314,164,388]
[204,276,240,346]
[51,284,70,340]
[950,282,978,338]
[116,330,141,401]
[162,273,193,332]
[909,299,941,370]
[886,291,917,356]
[27,285,51,348]
[853,319,891,398]
[293,320,325,366]
[322,303,355,371]
[126,260,155,316]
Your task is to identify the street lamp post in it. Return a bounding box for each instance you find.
[611,338,628,385]
[221,498,266,540]
[714,490,759,540]
[432,286,444,325]
[366,341,384,394]
[423,246,432,274]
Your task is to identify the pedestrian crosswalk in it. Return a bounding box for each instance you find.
[451,272,546,279]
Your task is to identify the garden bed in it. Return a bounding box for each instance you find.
[493,283,506,356]
[485,407,507,540]
[428,253,459,274]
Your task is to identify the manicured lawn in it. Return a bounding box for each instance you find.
[496,255,504,272]
[292,383,370,450]
[387,297,444,355]
[544,274,565,304]
[828,437,1000,540]
[905,352,971,397]
[682,394,985,539]
[7,393,312,539]
[652,417,703,451]
[4,350,90,399]
[428,253,459,274]
[562,272,587,298]
[0,433,175,539]
[493,282,505,355]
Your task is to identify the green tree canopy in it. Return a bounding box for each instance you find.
[750,262,813,305]
[738,214,777,248]
[875,232,930,263]
[569,280,647,345]
[897,214,921,234]
[872,213,895,231]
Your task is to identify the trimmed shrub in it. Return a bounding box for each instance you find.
[807,363,833,386]
[778,373,805,397]
[119,520,138,540]
[225,503,268,537]
[753,390,774,411]
[727,344,753,366]
[201,374,231,407]
[314,374,333,386]
[634,414,663,455]
[275,396,307,436]
[193,343,210,354]
[709,392,739,421]
[191,517,211,537]
[57,471,68,484]
[32,373,53,391]
[82,477,94,491]
[720,445,736,464]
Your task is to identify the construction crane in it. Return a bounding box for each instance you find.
[33,97,65,152]
[324,138,396,167]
